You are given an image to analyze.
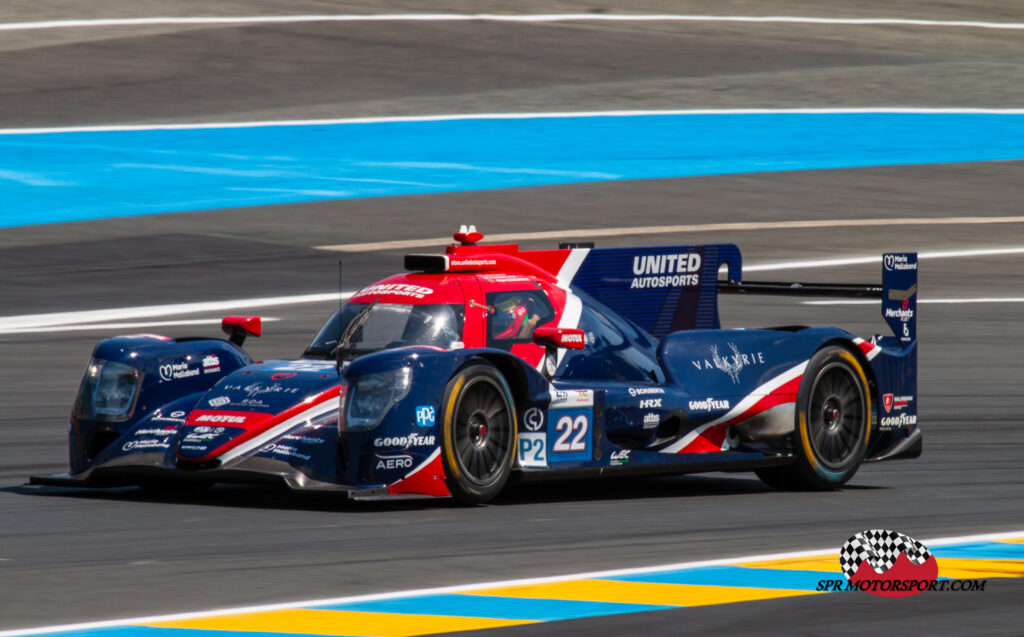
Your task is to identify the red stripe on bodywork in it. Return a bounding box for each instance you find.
[178,385,341,463]
[387,451,450,497]
[677,374,803,454]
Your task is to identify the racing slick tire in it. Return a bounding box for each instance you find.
[756,345,871,490]
[440,362,516,505]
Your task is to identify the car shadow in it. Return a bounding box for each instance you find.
[3,472,883,512]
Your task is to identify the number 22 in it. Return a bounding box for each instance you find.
[553,415,588,452]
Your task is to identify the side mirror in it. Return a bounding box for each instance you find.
[222,316,261,347]
[533,326,585,350]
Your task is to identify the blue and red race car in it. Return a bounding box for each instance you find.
[33,228,920,504]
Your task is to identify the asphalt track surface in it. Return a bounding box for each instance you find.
[2,2,1024,634]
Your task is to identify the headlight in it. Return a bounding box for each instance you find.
[344,367,412,431]
[72,358,142,422]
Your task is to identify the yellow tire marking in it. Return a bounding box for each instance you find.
[442,375,466,480]
[798,348,872,472]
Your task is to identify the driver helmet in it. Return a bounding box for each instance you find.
[494,296,530,339]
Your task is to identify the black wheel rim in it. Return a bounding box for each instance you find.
[808,362,865,470]
[453,377,512,486]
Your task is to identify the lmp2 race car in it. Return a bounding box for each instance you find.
[33,227,921,504]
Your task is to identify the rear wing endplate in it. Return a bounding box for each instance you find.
[719,252,918,346]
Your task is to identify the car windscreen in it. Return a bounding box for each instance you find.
[303,302,464,360]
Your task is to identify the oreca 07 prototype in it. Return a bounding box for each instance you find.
[33,227,920,504]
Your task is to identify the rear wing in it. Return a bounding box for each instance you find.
[717,252,918,346]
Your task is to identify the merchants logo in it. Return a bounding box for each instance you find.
[840,529,938,598]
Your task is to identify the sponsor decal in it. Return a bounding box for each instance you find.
[630,253,702,289]
[192,426,226,434]
[179,444,210,451]
[122,439,171,452]
[240,382,301,398]
[523,407,545,432]
[152,409,187,424]
[271,372,298,380]
[517,432,547,467]
[550,389,594,408]
[260,444,311,462]
[373,433,436,448]
[184,432,218,442]
[884,307,915,322]
[610,449,631,466]
[195,414,247,424]
[357,283,434,299]
[639,398,662,409]
[134,427,177,436]
[816,529,988,597]
[884,255,917,271]
[272,360,337,373]
[883,394,894,413]
[628,387,666,397]
[208,396,231,408]
[202,354,221,374]
[375,453,414,470]
[450,258,497,268]
[559,332,584,346]
[415,405,436,428]
[880,413,918,428]
[642,412,659,429]
[159,361,199,382]
[281,434,327,445]
[688,397,731,412]
[691,343,766,384]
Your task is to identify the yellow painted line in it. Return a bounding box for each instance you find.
[737,555,839,572]
[468,579,821,607]
[736,554,1024,580]
[144,609,535,637]
[935,558,1024,579]
[997,537,1024,544]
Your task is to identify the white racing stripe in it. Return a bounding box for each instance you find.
[660,360,807,454]
[1,14,1023,33]
[1,528,1021,637]
[216,395,339,464]
[317,219,1024,253]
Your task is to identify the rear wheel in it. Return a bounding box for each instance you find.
[757,346,871,490]
[440,363,516,504]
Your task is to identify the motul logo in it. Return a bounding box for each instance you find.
[196,414,246,424]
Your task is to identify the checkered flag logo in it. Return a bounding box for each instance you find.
[840,529,933,579]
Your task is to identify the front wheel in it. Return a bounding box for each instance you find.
[440,362,516,504]
[757,346,871,490]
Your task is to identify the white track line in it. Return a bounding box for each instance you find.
[0,318,281,335]
[3,108,1024,135]
[1,528,1020,637]
[0,293,344,333]
[0,245,1019,335]
[807,298,1024,305]
[1,14,1023,33]
[317,218,1024,253]
[744,246,1024,272]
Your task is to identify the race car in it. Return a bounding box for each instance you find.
[32,227,920,504]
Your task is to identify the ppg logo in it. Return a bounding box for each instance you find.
[415,405,436,427]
